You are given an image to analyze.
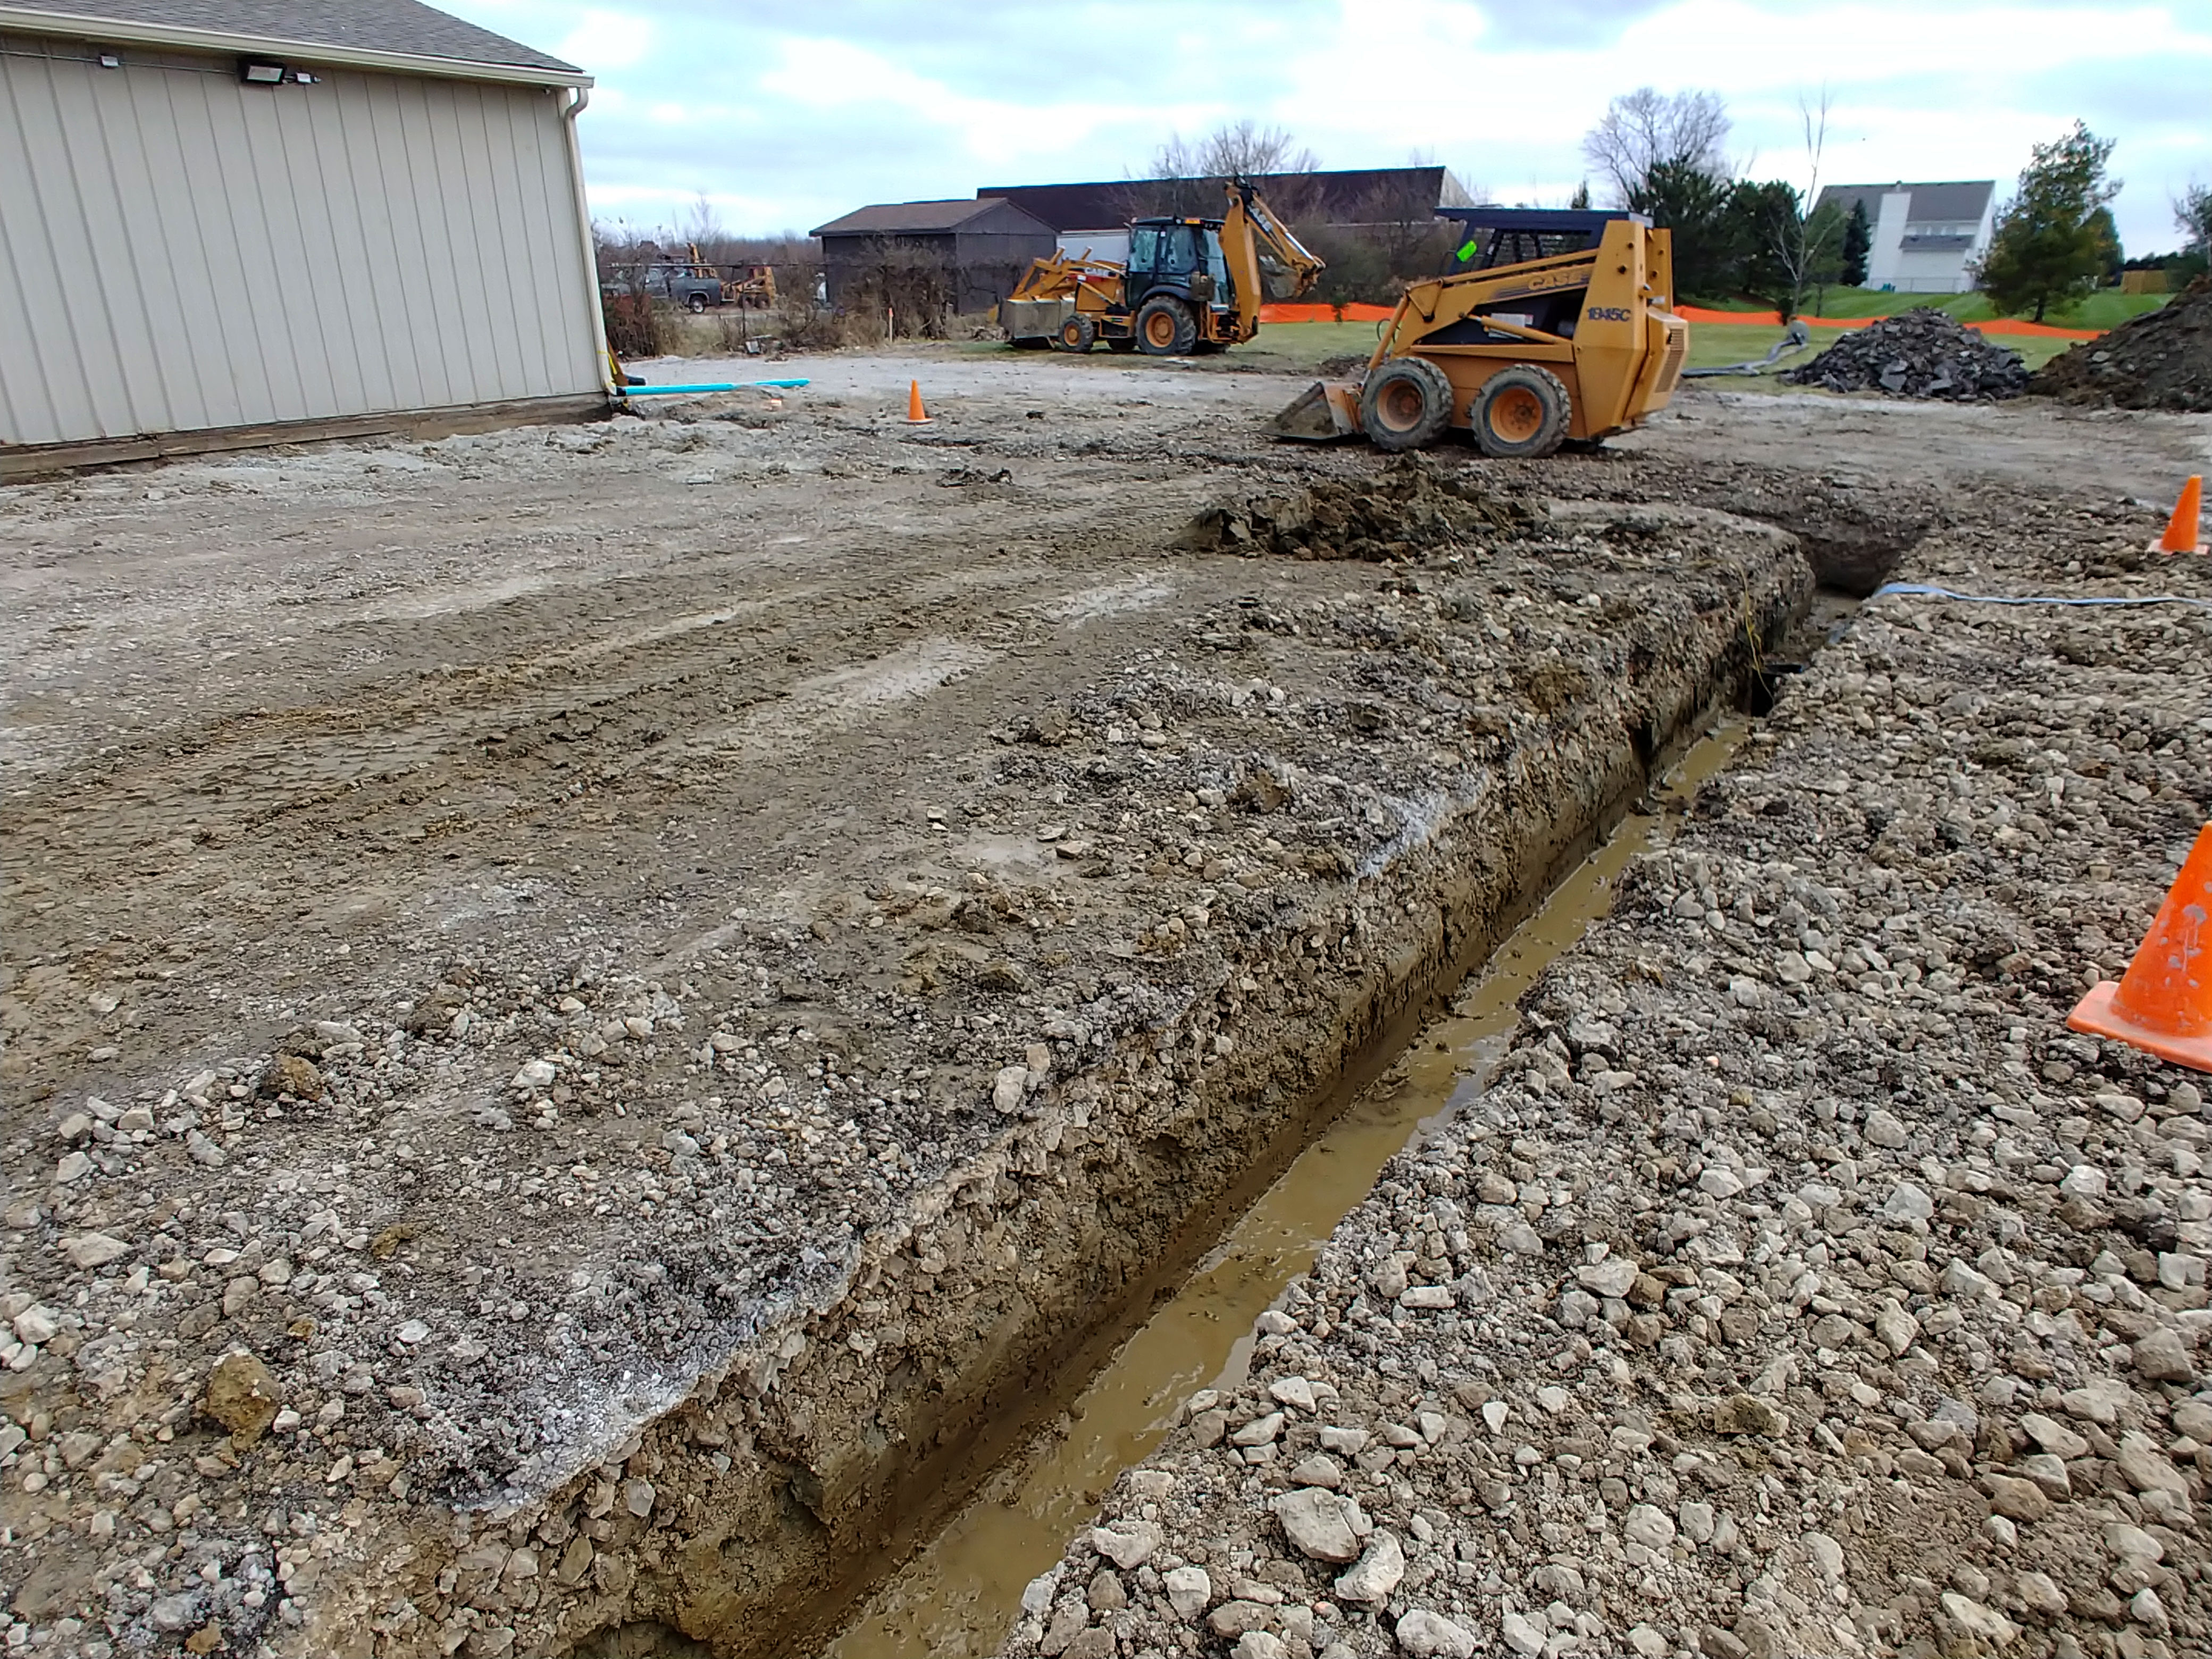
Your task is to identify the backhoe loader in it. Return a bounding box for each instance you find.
[1272,214,1686,457]
[1001,180,1323,355]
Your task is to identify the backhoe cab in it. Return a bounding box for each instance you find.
[1002,181,1322,355]
[1273,212,1687,458]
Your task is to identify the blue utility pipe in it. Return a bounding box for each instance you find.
[618,379,810,396]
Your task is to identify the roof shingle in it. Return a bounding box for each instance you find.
[2,0,580,76]
[811,198,1048,238]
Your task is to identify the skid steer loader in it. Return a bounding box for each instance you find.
[1273,212,1687,458]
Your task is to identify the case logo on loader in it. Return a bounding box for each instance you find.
[1586,306,1630,322]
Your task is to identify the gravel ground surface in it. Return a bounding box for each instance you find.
[996,489,2212,1659]
[3,350,2208,1659]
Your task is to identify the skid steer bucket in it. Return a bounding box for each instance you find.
[1271,379,1363,441]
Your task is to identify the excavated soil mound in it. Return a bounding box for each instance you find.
[1172,454,1537,561]
[2032,275,2212,411]
[1784,306,2029,400]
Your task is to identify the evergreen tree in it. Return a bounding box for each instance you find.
[1978,121,2121,322]
[1725,180,1804,315]
[1627,159,1738,299]
[1803,200,1848,313]
[1569,180,1591,210]
[1840,198,1872,286]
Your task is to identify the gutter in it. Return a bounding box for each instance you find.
[0,5,591,88]
[560,86,616,398]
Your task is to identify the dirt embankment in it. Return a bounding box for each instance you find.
[2033,278,2212,413]
[999,487,2212,1659]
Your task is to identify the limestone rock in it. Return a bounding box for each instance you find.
[1334,1530,1405,1604]
[203,1350,282,1446]
[1272,1487,1360,1564]
[1394,1608,1478,1657]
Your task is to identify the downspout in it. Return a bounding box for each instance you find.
[561,85,615,398]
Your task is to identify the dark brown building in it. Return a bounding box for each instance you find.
[809,197,1056,316]
[976,166,1468,263]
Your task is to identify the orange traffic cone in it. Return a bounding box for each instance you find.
[2068,823,2212,1072]
[2152,475,2204,554]
[906,380,930,424]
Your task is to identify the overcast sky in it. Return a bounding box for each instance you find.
[447,0,2209,254]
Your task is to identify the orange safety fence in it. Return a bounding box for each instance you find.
[1257,302,1396,324]
[1673,304,2101,340]
[1260,300,2102,339]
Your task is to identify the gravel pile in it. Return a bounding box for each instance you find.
[2033,278,2212,413]
[1002,501,2212,1659]
[1785,309,2030,400]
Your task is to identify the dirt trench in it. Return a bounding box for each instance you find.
[415,512,1813,1659]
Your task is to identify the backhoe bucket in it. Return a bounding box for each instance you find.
[1271,380,1362,442]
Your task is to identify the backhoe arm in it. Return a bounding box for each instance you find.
[1221,181,1325,342]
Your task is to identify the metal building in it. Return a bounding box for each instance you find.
[0,0,608,477]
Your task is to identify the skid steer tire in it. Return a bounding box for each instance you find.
[1057,314,1096,354]
[1359,357,1453,453]
[1135,297,1197,357]
[1471,365,1570,459]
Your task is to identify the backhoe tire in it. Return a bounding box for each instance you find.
[1470,365,1570,459]
[1055,313,1096,353]
[1359,357,1453,453]
[1135,297,1197,356]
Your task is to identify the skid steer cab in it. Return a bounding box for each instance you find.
[1273,212,1688,458]
[1000,181,1323,355]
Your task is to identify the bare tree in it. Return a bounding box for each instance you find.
[1769,89,1844,321]
[2177,180,2212,257]
[1581,87,1731,204]
[677,191,731,257]
[1152,121,1318,182]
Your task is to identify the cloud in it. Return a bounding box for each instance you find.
[554,8,654,71]
[438,0,2211,250]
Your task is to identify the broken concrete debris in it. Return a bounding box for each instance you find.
[1786,307,2031,400]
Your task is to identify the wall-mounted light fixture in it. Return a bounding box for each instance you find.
[96,50,121,68]
[239,59,287,85]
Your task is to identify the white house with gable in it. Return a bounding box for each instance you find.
[1813,180,1998,294]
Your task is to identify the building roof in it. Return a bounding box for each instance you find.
[0,0,585,83]
[810,197,1051,238]
[1815,180,1995,227]
[977,166,1455,231]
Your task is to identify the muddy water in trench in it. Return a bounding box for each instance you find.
[815,715,1753,1659]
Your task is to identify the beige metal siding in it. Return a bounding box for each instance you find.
[0,33,600,447]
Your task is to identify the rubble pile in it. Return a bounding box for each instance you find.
[2033,277,2212,413]
[1174,456,1538,563]
[1785,309,2030,400]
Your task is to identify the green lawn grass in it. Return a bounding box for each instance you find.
[1689,286,2167,330]
[1235,317,2086,380]
[949,307,2093,381]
